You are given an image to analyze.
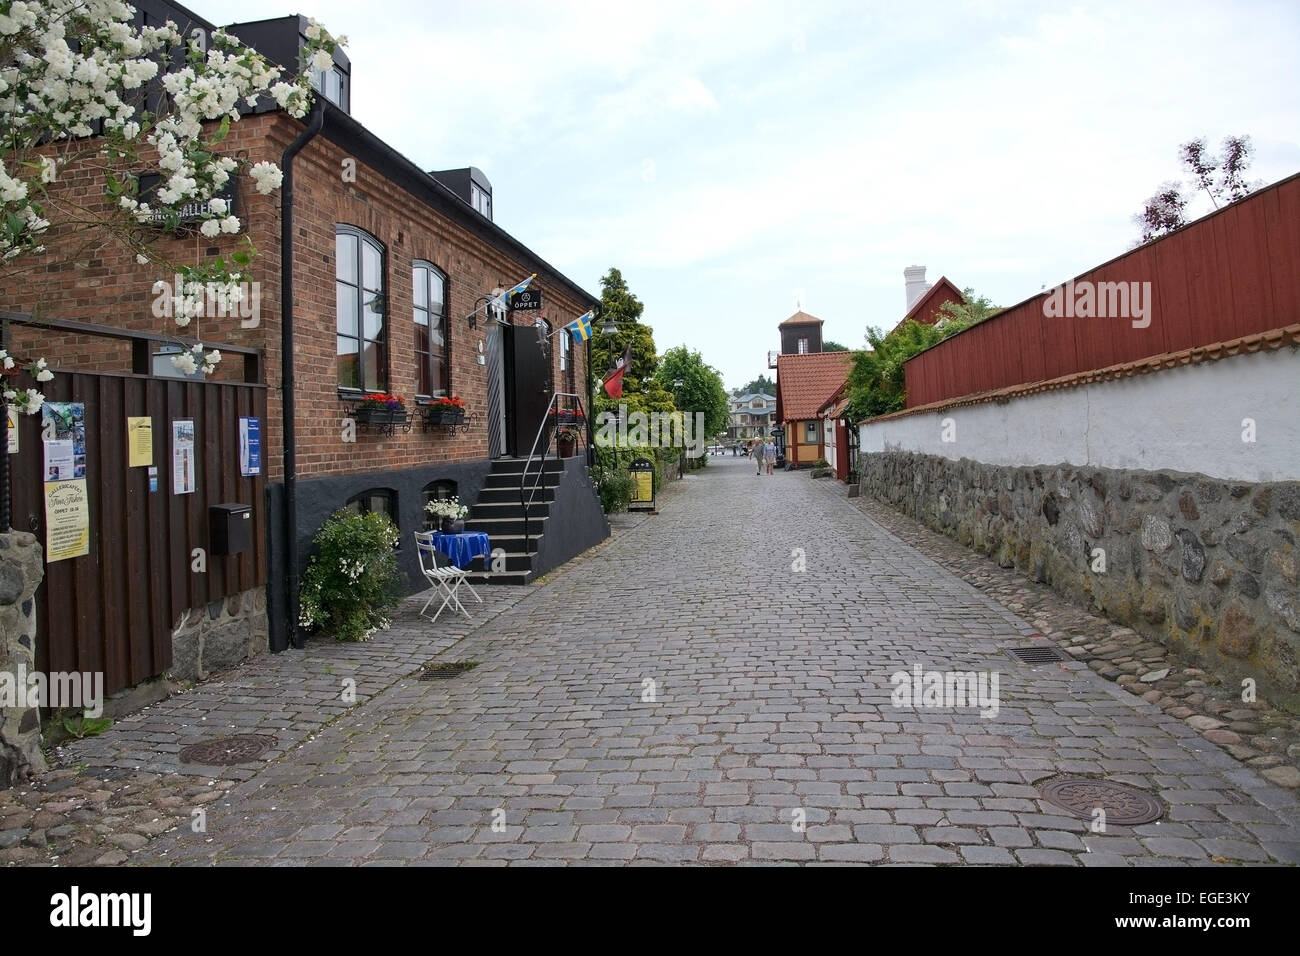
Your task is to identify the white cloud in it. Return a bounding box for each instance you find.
[208,0,1299,387]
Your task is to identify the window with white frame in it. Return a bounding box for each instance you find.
[413,260,448,397]
[336,226,387,393]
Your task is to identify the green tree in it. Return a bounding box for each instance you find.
[588,268,673,480]
[822,341,849,352]
[844,320,954,423]
[590,267,661,390]
[655,346,730,438]
[935,288,1001,328]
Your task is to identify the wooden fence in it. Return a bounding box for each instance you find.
[904,171,1300,407]
[5,318,266,696]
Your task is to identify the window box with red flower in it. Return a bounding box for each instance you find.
[548,406,585,426]
[422,395,466,426]
[352,392,407,425]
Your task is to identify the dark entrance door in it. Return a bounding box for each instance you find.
[505,319,552,456]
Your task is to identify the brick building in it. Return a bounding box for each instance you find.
[4,1,607,694]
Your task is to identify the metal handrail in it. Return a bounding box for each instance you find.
[520,391,587,548]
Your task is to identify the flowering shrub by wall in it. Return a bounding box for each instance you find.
[298,510,401,642]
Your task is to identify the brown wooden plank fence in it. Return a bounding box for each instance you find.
[9,371,266,695]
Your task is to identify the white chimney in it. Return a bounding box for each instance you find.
[904,265,930,310]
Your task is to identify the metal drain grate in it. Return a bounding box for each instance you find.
[416,660,480,681]
[1038,777,1164,825]
[179,734,276,766]
[1005,645,1066,665]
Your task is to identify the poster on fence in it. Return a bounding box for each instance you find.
[41,401,86,482]
[127,416,153,467]
[239,416,261,476]
[172,419,196,494]
[44,479,90,562]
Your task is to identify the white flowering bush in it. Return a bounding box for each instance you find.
[0,1,344,392]
[167,342,222,376]
[298,509,401,642]
[424,496,469,521]
[0,348,48,415]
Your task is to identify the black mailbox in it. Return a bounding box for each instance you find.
[210,503,252,555]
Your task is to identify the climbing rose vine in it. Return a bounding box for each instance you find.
[0,0,344,399]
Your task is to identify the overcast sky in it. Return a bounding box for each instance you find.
[215,0,1300,389]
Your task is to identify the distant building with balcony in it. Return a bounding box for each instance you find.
[728,392,776,442]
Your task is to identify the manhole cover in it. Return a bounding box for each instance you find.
[1006,645,1066,664]
[1038,777,1164,825]
[179,734,276,766]
[416,660,479,681]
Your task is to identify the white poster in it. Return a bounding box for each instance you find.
[172,419,196,494]
[43,439,76,482]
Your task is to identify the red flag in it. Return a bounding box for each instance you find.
[602,344,632,399]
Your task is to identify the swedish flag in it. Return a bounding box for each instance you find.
[565,310,594,342]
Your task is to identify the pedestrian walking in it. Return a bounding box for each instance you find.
[751,439,765,475]
[764,439,776,474]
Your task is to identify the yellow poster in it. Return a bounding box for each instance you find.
[6,407,16,454]
[127,416,153,467]
[632,470,653,502]
[44,479,90,562]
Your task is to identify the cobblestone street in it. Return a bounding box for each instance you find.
[26,456,1300,866]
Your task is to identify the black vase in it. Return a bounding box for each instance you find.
[440,517,465,533]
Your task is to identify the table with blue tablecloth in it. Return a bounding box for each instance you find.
[431,531,491,570]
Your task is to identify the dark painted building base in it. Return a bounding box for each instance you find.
[267,455,609,651]
[531,456,611,580]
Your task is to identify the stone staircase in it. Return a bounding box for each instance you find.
[463,457,565,585]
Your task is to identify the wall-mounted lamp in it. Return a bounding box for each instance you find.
[477,339,486,365]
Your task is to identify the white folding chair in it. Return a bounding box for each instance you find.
[414,531,471,622]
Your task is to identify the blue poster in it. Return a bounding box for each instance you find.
[239,417,261,477]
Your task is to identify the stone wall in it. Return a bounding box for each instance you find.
[170,587,268,682]
[0,533,46,788]
[860,451,1300,709]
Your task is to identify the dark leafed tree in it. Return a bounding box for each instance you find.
[1135,183,1189,243]
[822,341,849,352]
[736,374,774,395]
[1135,135,1256,243]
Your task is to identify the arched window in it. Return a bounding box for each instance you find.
[413,260,448,397]
[421,479,458,531]
[336,225,387,393]
[345,488,395,520]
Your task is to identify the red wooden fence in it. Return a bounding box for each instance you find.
[904,172,1300,408]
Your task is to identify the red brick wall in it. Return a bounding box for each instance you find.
[8,112,591,481]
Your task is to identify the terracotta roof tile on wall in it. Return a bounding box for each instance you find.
[776,351,855,421]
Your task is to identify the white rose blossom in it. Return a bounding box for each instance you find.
[1,1,344,293]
